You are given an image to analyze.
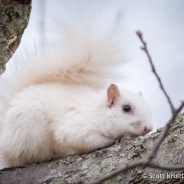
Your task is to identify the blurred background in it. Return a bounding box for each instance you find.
[12,0,184,131]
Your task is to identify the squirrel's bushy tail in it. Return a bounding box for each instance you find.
[0,1,128,111]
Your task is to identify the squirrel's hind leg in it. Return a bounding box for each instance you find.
[0,87,54,167]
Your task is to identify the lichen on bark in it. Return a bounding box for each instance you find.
[0,0,31,70]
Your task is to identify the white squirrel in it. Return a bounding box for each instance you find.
[0,1,153,169]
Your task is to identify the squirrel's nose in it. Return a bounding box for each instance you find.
[144,126,153,132]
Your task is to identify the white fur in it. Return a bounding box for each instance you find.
[0,1,153,169]
[0,83,152,168]
[0,1,127,112]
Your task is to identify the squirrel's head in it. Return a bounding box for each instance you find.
[102,84,153,140]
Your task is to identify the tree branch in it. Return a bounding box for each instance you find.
[136,30,175,114]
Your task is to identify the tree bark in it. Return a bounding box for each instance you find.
[0,2,183,184]
[0,0,31,70]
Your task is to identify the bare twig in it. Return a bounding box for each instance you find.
[136,30,175,114]
[147,161,184,170]
[85,31,184,184]
[136,30,184,160]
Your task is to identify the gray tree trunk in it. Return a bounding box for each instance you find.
[0,0,31,70]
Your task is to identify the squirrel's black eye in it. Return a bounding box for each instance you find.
[122,104,131,113]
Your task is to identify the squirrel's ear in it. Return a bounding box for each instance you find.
[107,84,120,107]
[137,91,143,97]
